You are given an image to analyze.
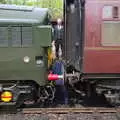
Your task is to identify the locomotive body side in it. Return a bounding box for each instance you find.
[0,5,52,106]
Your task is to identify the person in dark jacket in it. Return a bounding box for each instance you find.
[52,19,68,105]
[54,18,64,58]
[52,60,68,105]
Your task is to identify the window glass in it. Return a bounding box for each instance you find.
[102,6,113,19]
[102,21,120,46]
[103,6,119,19]
[113,6,119,18]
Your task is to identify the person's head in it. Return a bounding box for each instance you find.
[57,18,62,25]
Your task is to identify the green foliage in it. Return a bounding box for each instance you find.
[0,0,63,20]
[39,0,63,20]
[0,0,7,4]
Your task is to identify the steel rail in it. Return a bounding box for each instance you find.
[23,107,120,114]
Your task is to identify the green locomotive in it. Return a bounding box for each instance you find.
[0,5,53,106]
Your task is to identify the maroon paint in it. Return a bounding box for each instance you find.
[83,0,120,73]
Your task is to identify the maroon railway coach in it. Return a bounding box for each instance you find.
[84,0,120,74]
[65,0,120,105]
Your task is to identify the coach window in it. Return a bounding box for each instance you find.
[102,6,112,19]
[113,6,119,18]
[102,6,120,46]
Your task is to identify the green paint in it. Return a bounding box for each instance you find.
[0,5,52,85]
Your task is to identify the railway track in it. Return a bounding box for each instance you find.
[22,107,120,120]
[23,107,120,114]
[0,107,120,120]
